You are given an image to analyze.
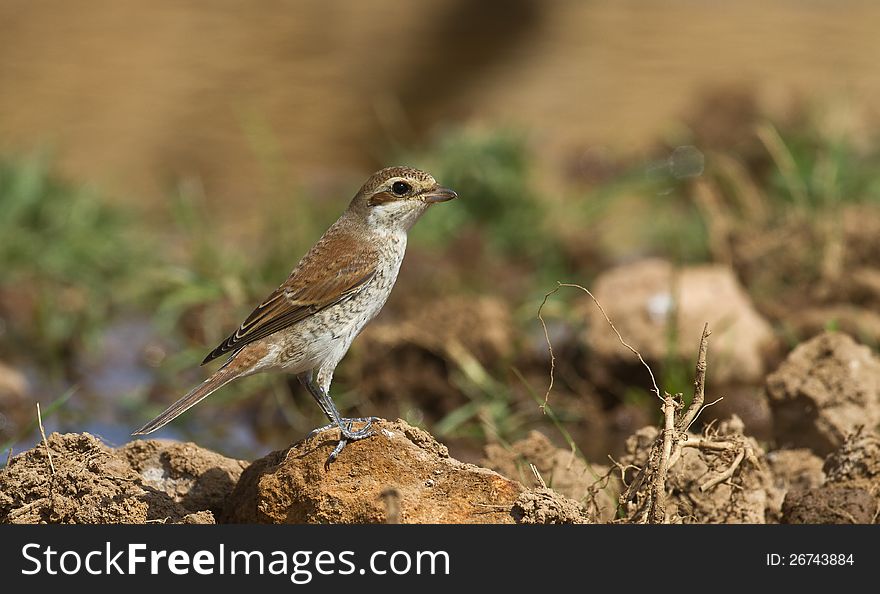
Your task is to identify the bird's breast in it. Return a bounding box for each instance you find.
[269,231,407,372]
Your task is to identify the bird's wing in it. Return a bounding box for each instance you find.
[201,229,378,364]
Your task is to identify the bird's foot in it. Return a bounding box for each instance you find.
[307,416,378,439]
[306,417,380,469]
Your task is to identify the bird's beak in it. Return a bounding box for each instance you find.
[421,187,458,203]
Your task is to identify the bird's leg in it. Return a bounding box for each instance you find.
[296,371,378,466]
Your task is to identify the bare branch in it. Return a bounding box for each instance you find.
[649,394,678,523]
[678,323,710,431]
[536,285,562,410]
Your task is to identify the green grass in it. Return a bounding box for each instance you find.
[0,155,156,367]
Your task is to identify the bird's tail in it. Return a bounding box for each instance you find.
[131,363,241,436]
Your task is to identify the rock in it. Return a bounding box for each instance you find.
[510,487,594,524]
[120,439,248,516]
[0,432,243,524]
[483,430,619,521]
[586,259,773,386]
[765,332,880,455]
[222,419,525,524]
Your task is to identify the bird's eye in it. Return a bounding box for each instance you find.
[391,181,410,196]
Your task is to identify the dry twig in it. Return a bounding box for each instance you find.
[530,463,548,489]
[678,323,711,432]
[537,282,661,410]
[37,402,55,476]
[649,394,680,523]
[538,280,760,524]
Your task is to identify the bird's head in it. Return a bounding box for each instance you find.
[348,166,457,232]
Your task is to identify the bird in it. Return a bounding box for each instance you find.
[133,166,457,466]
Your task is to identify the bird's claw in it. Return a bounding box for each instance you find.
[306,417,379,469]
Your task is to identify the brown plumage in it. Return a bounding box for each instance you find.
[202,229,380,364]
[133,166,457,466]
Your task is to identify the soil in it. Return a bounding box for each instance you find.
[510,487,594,524]
[3,413,879,524]
[3,326,880,525]
[782,427,880,524]
[350,294,515,425]
[732,205,880,346]
[782,487,876,524]
[822,427,880,487]
[0,432,242,524]
[619,417,774,524]
[483,430,619,522]
[764,331,880,455]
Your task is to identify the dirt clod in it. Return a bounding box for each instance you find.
[764,448,826,522]
[120,439,248,516]
[587,259,774,386]
[222,419,525,524]
[822,427,880,488]
[0,432,244,524]
[510,487,594,524]
[483,430,619,521]
[1,432,177,523]
[779,429,880,524]
[782,487,876,524]
[765,331,880,455]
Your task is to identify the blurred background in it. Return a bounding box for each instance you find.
[2,0,880,466]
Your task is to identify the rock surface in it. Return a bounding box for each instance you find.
[765,331,880,455]
[222,419,525,524]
